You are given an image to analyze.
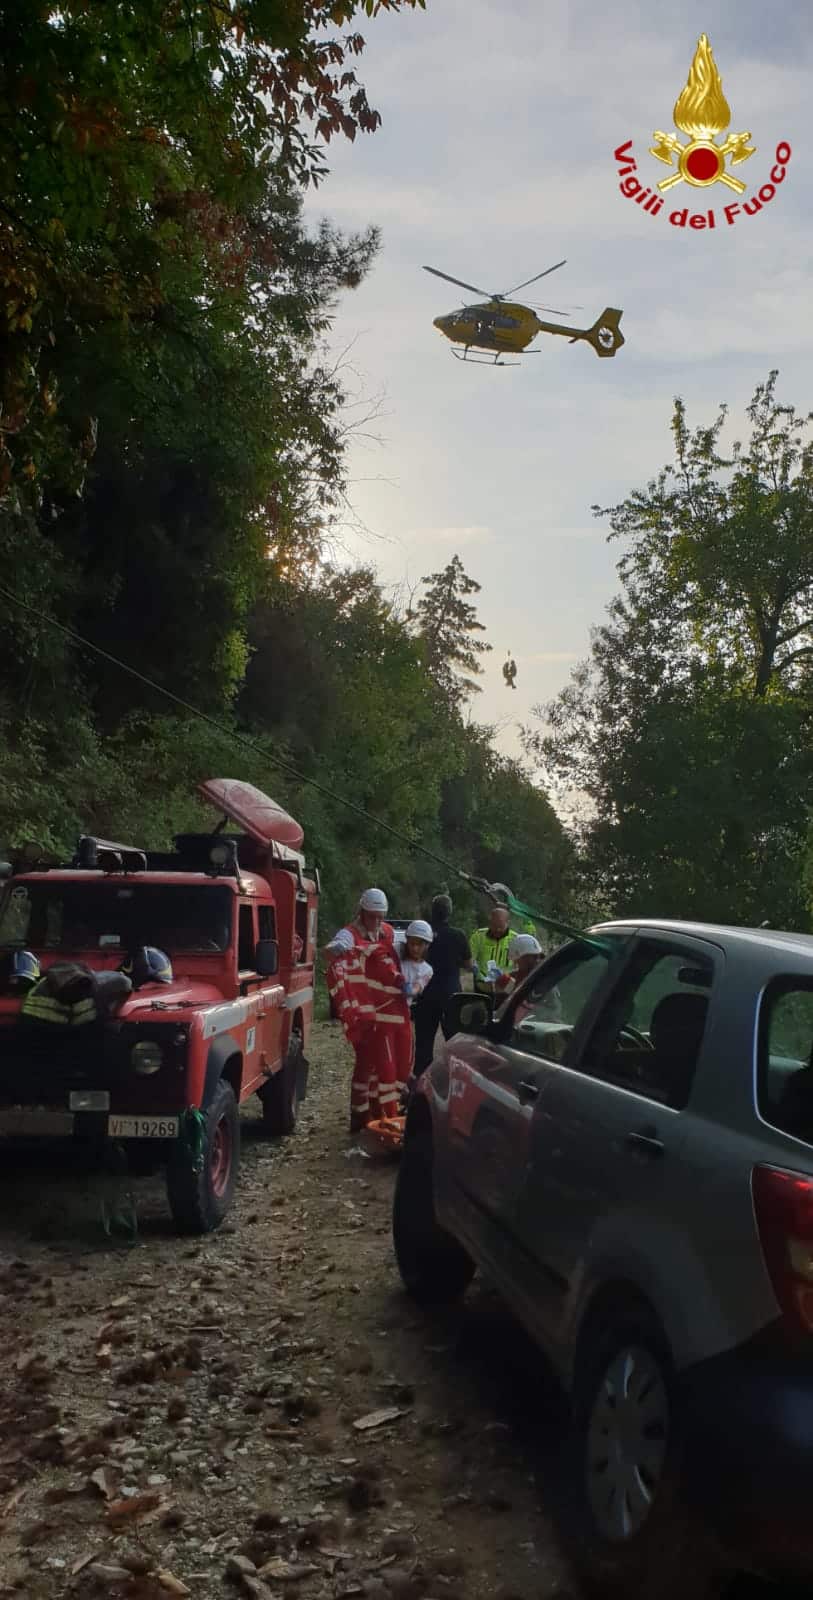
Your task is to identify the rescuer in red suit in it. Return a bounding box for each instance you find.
[324,888,409,1133]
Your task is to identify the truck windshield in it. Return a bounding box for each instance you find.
[0,882,233,954]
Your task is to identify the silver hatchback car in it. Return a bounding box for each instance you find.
[392,920,813,1596]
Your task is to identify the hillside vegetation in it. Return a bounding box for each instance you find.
[0,0,572,936]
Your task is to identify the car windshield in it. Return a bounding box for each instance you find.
[0,882,233,954]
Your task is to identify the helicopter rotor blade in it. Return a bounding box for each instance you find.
[504,260,567,296]
[422,265,495,299]
[529,305,572,316]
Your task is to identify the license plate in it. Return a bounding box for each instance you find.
[69,1090,110,1112]
[0,1109,75,1137]
[108,1116,178,1140]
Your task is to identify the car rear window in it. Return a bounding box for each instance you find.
[759,981,813,1142]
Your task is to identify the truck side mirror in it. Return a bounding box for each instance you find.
[443,992,492,1038]
[255,939,279,977]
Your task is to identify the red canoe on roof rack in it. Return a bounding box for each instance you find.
[198,779,304,851]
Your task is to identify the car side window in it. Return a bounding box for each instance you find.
[758,981,813,1142]
[509,946,617,1063]
[578,945,714,1108]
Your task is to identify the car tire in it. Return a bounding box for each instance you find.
[260,1032,303,1136]
[559,1301,722,1598]
[166,1078,240,1234]
[392,1129,475,1304]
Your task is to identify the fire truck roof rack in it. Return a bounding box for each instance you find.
[74,836,148,873]
[160,834,242,878]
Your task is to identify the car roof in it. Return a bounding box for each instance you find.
[593,918,813,961]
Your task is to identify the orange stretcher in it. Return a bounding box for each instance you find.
[360,1115,405,1154]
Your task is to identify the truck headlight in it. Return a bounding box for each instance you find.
[131,1041,163,1076]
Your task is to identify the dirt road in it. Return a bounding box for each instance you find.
[0,1024,784,1600]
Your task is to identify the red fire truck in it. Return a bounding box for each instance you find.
[0,779,319,1232]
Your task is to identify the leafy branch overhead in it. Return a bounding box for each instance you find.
[0,0,424,505]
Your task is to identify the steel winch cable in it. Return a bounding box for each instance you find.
[0,580,611,951]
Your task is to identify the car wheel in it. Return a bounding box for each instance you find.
[166,1078,240,1234]
[260,1032,303,1136]
[561,1302,721,1598]
[392,1129,475,1304]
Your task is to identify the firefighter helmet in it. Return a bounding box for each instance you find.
[0,949,41,992]
[359,887,388,914]
[120,947,173,988]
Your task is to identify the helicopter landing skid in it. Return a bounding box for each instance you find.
[451,347,524,367]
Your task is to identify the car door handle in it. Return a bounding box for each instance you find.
[518,1079,539,1099]
[624,1129,665,1158]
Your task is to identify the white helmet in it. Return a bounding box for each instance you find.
[359,887,388,914]
[406,920,433,943]
[509,933,542,961]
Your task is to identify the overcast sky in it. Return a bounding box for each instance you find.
[303,0,812,765]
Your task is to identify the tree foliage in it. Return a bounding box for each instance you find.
[0,0,425,506]
[414,554,492,709]
[0,0,571,946]
[525,372,813,928]
[0,0,427,714]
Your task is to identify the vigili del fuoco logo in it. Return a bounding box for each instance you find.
[613,34,791,230]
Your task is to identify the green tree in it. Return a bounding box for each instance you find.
[414,554,492,708]
[525,372,813,927]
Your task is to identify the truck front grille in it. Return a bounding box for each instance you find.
[0,1021,188,1109]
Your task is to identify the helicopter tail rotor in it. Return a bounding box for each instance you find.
[577,307,625,358]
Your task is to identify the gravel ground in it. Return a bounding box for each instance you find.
[0,1022,793,1600]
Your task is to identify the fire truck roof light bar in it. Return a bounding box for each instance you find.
[75,836,148,873]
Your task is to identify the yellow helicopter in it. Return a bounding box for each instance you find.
[424,260,625,366]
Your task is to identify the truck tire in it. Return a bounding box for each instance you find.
[392,1129,474,1304]
[166,1078,240,1234]
[260,1031,303,1137]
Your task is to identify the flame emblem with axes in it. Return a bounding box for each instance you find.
[650,34,755,193]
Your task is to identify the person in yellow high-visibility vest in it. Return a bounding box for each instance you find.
[470,905,515,997]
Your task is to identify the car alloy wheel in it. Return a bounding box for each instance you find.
[584,1342,669,1542]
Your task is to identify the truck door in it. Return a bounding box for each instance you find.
[256,902,284,1074]
[237,902,283,1093]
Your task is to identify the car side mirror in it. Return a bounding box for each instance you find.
[255,939,279,977]
[443,991,492,1038]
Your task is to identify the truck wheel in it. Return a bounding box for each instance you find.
[166,1079,240,1234]
[392,1129,474,1304]
[260,1032,303,1137]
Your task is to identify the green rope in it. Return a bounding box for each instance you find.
[100,1191,138,1242]
[179,1107,207,1174]
[464,876,618,955]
